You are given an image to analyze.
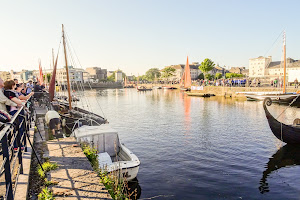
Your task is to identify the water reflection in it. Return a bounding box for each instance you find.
[259,144,300,193]
[126,178,142,199]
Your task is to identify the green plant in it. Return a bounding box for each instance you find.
[38,162,58,178]
[38,187,55,200]
[215,73,222,79]
[205,74,212,80]
[198,73,204,80]
[199,58,215,75]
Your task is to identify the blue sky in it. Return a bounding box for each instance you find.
[0,0,299,75]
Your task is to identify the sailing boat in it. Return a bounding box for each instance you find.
[244,32,300,104]
[49,25,107,132]
[180,56,192,91]
[263,97,300,144]
[123,75,134,88]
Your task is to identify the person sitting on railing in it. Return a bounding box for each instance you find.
[45,110,61,137]
[3,80,26,150]
[15,84,34,101]
[0,78,18,114]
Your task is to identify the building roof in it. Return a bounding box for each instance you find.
[268,59,300,69]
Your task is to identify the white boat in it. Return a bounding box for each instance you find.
[72,125,140,181]
[244,92,299,102]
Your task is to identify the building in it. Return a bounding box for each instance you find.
[266,58,300,82]
[229,67,246,74]
[107,71,114,77]
[249,56,272,77]
[44,66,84,84]
[85,67,107,82]
[0,71,11,81]
[115,70,123,82]
[163,62,202,81]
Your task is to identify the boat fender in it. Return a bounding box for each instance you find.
[62,118,66,127]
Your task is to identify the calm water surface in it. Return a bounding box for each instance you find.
[76,89,300,200]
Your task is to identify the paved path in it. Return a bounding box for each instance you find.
[46,137,112,200]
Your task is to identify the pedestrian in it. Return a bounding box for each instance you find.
[294,78,298,88]
[45,110,61,137]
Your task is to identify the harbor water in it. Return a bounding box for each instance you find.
[76,88,300,199]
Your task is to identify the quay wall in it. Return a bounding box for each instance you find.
[137,84,299,98]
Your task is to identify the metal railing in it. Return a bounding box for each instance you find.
[0,99,33,200]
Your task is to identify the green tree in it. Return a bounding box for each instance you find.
[215,73,222,79]
[145,68,161,81]
[198,73,204,80]
[205,73,212,80]
[107,72,115,81]
[225,73,244,79]
[161,67,176,80]
[199,58,215,75]
[46,73,51,83]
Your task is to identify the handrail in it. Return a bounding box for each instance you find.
[0,105,25,140]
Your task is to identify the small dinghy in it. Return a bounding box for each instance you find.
[72,125,140,181]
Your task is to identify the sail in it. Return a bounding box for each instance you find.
[49,54,58,102]
[184,56,192,88]
[39,60,44,85]
[124,76,127,86]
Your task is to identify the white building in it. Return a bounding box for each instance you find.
[115,70,123,82]
[44,66,84,84]
[249,56,272,77]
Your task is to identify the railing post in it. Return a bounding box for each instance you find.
[16,115,23,175]
[1,133,13,200]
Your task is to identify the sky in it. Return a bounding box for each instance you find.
[0,0,300,75]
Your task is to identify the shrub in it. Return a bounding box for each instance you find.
[38,187,55,200]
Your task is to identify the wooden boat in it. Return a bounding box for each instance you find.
[180,56,192,91]
[49,25,107,132]
[263,97,300,144]
[245,92,299,104]
[245,32,300,105]
[162,86,177,90]
[152,86,162,89]
[259,144,300,193]
[72,125,140,181]
[137,86,152,91]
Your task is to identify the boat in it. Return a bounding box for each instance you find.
[72,125,140,181]
[123,75,134,88]
[259,144,300,194]
[137,86,152,91]
[152,86,162,89]
[162,86,177,90]
[49,24,107,132]
[244,32,300,104]
[263,97,300,144]
[180,56,192,91]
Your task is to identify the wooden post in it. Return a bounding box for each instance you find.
[62,24,72,109]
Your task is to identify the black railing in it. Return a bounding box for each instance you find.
[0,100,33,200]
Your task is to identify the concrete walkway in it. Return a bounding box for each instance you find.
[46,137,112,199]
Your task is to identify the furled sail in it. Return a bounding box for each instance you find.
[49,54,58,102]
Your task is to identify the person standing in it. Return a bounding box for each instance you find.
[26,80,34,95]
[294,78,299,89]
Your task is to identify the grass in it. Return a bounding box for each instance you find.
[37,162,58,179]
[81,143,130,200]
[38,187,55,200]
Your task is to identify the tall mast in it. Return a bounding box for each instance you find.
[62,24,72,109]
[283,31,286,94]
[52,48,55,69]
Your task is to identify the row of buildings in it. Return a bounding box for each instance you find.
[249,56,300,81]
[0,67,124,84]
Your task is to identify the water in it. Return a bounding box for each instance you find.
[76,89,300,199]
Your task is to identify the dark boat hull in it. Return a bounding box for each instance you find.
[263,98,300,144]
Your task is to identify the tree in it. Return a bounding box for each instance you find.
[215,73,222,79]
[198,73,204,80]
[205,73,212,80]
[145,68,161,81]
[199,58,215,75]
[107,72,115,81]
[161,67,175,80]
[46,74,51,83]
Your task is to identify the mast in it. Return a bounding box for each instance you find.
[283,31,286,94]
[52,48,55,69]
[62,24,72,109]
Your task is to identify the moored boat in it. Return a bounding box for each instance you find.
[179,56,192,91]
[72,125,140,181]
[137,86,152,91]
[263,97,300,144]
